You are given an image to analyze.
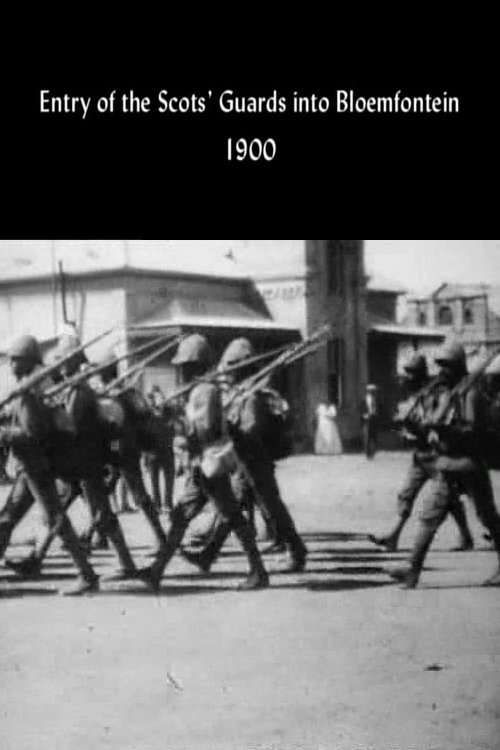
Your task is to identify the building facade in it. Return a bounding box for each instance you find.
[0,239,369,451]
[405,283,500,356]
[366,277,445,443]
[232,240,367,448]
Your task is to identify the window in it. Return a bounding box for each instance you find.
[418,308,427,326]
[326,240,345,296]
[327,337,344,406]
[463,304,474,325]
[438,305,453,325]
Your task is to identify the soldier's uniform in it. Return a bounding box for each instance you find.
[389,341,500,588]
[137,334,269,592]
[369,353,473,552]
[0,335,98,595]
[182,337,306,574]
[95,354,169,555]
[57,339,137,578]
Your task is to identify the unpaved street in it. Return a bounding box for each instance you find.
[1,452,499,750]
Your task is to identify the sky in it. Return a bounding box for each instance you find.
[365,240,500,294]
[0,240,499,297]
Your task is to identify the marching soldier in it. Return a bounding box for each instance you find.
[388,341,500,588]
[182,337,307,574]
[368,352,473,552]
[137,333,269,592]
[52,335,138,580]
[94,350,170,556]
[0,335,99,595]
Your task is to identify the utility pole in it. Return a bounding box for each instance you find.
[50,240,58,336]
[58,260,76,331]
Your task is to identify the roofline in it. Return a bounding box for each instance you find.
[430,282,490,299]
[408,292,489,303]
[0,264,251,289]
[368,286,406,295]
[129,318,299,333]
[252,273,313,283]
[364,273,407,294]
[370,323,446,339]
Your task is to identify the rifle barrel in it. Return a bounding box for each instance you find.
[0,324,119,411]
[101,334,183,395]
[45,333,169,398]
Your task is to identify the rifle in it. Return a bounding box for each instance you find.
[0,325,119,412]
[44,332,170,399]
[161,343,292,406]
[100,334,184,396]
[428,346,500,429]
[155,344,290,406]
[392,376,441,430]
[162,325,330,407]
[223,324,331,411]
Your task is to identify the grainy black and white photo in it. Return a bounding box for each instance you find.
[0,240,499,750]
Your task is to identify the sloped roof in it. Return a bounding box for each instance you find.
[431,282,489,299]
[130,297,297,333]
[366,273,406,294]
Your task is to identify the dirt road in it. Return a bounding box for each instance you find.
[1,452,499,749]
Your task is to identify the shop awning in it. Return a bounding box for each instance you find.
[370,322,445,340]
[129,297,298,335]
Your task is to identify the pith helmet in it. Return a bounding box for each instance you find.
[171,334,212,366]
[219,337,254,369]
[435,340,466,367]
[7,335,43,364]
[404,352,428,375]
[56,333,80,356]
[99,348,118,368]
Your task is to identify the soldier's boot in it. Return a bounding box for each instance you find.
[0,520,42,578]
[4,553,42,579]
[4,505,74,577]
[368,515,408,552]
[449,500,474,551]
[262,500,307,572]
[286,534,308,573]
[136,508,190,592]
[181,519,231,573]
[233,523,269,590]
[388,523,436,589]
[140,497,169,553]
[102,521,138,581]
[258,509,283,545]
[57,517,99,596]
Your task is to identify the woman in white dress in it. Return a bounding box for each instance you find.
[314,402,343,455]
